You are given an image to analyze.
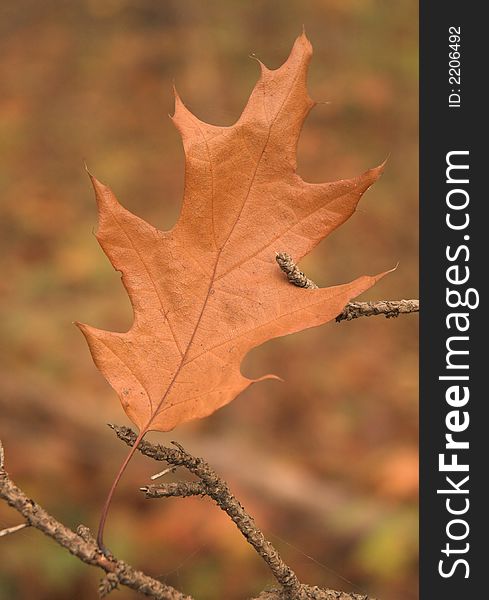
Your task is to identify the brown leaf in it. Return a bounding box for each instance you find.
[77,33,386,433]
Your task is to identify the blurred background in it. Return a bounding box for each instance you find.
[0,1,418,599]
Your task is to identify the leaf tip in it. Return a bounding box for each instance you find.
[83,160,93,177]
[388,261,400,274]
[378,155,390,174]
[362,160,388,190]
[249,52,269,75]
[171,84,187,118]
[170,85,199,132]
[85,169,107,196]
[74,321,104,348]
[254,373,283,384]
[295,27,313,55]
[83,161,103,188]
[371,263,399,286]
[84,172,122,221]
[74,320,89,336]
[171,81,181,105]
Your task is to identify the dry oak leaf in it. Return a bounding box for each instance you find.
[77,33,387,433]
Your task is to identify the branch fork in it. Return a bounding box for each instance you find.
[275,252,419,321]
[0,433,376,600]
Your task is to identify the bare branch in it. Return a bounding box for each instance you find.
[0,439,191,600]
[112,425,304,597]
[275,252,419,322]
[255,589,374,600]
[111,425,377,600]
[1,433,376,600]
[141,481,205,498]
[336,299,419,322]
[0,522,30,537]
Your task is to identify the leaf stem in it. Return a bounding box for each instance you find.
[97,428,147,551]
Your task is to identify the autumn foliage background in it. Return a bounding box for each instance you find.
[0,2,418,600]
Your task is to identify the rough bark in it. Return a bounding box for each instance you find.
[0,436,376,600]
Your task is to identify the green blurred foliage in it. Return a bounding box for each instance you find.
[0,1,418,599]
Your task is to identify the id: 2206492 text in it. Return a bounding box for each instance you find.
[448,26,462,108]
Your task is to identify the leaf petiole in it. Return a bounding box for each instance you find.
[97,428,147,552]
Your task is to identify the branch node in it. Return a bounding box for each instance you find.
[2,430,378,600]
[76,524,95,543]
[275,252,318,289]
[115,427,302,594]
[98,572,120,598]
[276,251,419,325]
[170,441,187,453]
[0,437,189,599]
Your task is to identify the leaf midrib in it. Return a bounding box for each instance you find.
[141,48,306,429]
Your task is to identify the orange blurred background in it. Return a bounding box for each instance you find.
[0,1,418,599]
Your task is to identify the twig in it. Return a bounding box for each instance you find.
[255,590,374,600]
[140,481,205,498]
[0,522,30,537]
[275,252,419,321]
[151,466,177,481]
[1,433,376,600]
[275,252,318,289]
[335,299,419,322]
[99,572,120,598]
[112,426,377,600]
[0,439,190,600]
[111,425,304,598]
